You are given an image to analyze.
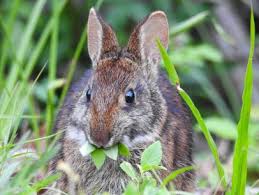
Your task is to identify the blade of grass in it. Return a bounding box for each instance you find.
[213,63,241,120]
[0,114,41,119]
[191,69,234,120]
[170,11,209,37]
[8,63,47,146]
[46,0,64,137]
[157,40,179,85]
[6,0,47,90]
[231,6,255,194]
[58,26,87,109]
[0,17,20,78]
[28,96,41,151]
[162,166,193,187]
[95,0,104,10]
[157,39,227,188]
[178,87,227,188]
[0,0,21,88]
[22,0,67,82]
[0,131,63,151]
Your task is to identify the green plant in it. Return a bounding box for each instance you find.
[158,39,227,188]
[231,6,255,195]
[158,3,256,193]
[120,141,193,195]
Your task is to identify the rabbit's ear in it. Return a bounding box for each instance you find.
[87,8,119,66]
[127,11,168,76]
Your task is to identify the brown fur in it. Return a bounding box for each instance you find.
[46,8,194,194]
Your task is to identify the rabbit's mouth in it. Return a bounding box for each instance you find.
[86,132,119,149]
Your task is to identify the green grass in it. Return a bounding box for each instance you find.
[6,0,47,91]
[231,6,255,195]
[46,0,62,136]
[158,39,227,188]
[158,3,255,193]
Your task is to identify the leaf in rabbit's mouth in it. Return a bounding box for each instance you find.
[79,141,130,169]
[79,141,96,156]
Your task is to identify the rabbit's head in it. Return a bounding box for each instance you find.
[70,8,169,148]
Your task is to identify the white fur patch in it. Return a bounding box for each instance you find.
[72,99,86,121]
[122,132,157,148]
[66,126,86,146]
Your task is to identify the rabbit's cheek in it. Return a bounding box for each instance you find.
[65,126,87,146]
[122,131,158,148]
[72,95,89,123]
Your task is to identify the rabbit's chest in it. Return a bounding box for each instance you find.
[85,162,127,193]
[70,157,130,194]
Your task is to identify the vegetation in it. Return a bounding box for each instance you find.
[0,0,258,194]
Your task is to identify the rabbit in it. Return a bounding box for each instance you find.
[47,8,194,195]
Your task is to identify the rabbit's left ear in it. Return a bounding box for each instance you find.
[127,11,169,68]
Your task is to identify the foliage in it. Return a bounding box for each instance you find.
[158,3,256,193]
[231,8,255,195]
[158,39,227,188]
[80,141,129,169]
[120,141,193,195]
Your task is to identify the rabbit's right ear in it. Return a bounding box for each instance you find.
[87,8,119,66]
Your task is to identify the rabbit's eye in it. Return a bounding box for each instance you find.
[125,89,135,103]
[86,89,91,102]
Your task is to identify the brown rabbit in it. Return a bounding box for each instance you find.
[48,8,194,194]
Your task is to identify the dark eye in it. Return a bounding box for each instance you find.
[86,89,91,102]
[125,89,135,103]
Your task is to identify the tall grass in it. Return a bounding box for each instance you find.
[231,6,255,195]
[46,0,61,136]
[159,3,255,193]
[0,0,67,193]
[158,40,227,188]
[0,0,103,193]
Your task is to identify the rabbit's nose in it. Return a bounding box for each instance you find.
[89,130,111,148]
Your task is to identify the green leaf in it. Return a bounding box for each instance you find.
[195,117,237,140]
[162,166,193,187]
[79,141,96,157]
[90,149,106,169]
[143,185,158,195]
[118,143,130,157]
[120,161,138,181]
[231,6,255,195]
[140,141,162,170]
[123,182,139,195]
[104,145,118,160]
[157,40,179,85]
